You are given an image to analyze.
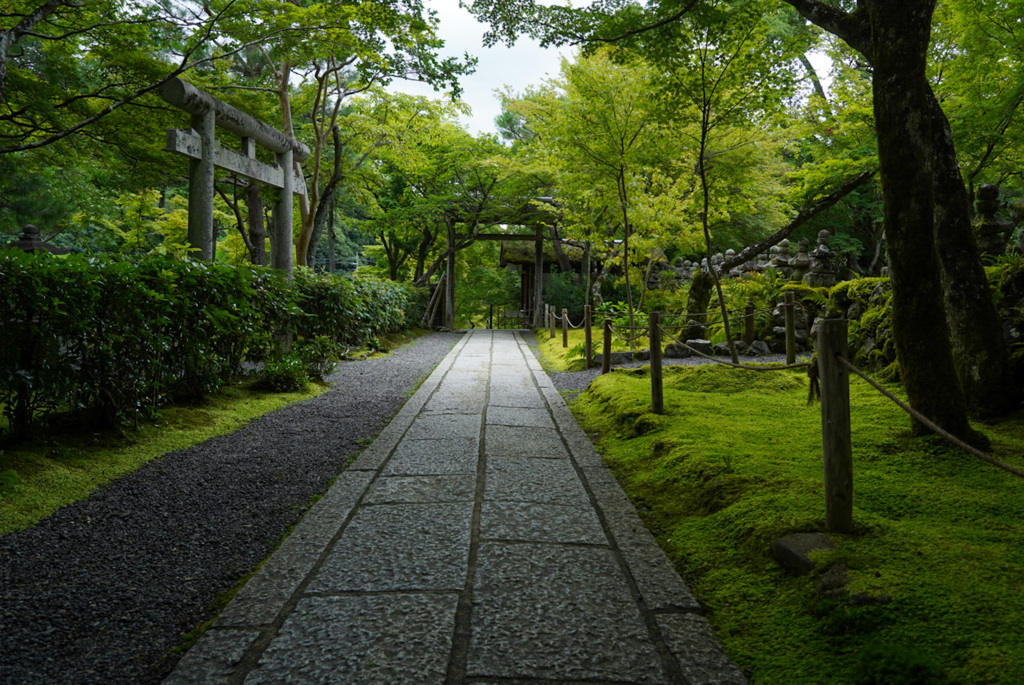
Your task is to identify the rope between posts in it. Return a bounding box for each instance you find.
[562,314,585,329]
[600,302,793,321]
[836,355,1024,480]
[659,326,811,372]
[607,325,648,344]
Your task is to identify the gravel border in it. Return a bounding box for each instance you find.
[522,333,811,399]
[0,331,463,685]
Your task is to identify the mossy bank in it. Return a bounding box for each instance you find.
[568,363,1024,684]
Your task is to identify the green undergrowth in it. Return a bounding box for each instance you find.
[0,380,329,535]
[534,326,649,372]
[570,364,1024,684]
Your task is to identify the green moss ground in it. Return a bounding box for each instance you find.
[534,326,649,372]
[564,361,1024,684]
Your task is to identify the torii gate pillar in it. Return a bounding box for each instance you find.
[533,232,544,327]
[160,78,309,272]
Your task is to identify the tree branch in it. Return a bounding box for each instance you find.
[721,169,876,272]
[780,0,872,61]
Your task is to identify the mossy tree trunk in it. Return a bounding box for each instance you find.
[929,97,1017,417]
[867,0,974,439]
[686,269,714,326]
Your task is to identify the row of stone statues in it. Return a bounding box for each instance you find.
[647,183,1021,290]
[650,229,844,290]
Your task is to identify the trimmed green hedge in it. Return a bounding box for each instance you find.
[0,252,411,440]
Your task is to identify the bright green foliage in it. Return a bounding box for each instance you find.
[452,241,520,328]
[0,252,411,440]
[544,269,587,321]
[570,364,1024,684]
[932,0,1024,195]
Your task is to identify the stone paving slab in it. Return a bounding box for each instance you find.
[246,594,459,685]
[164,629,259,685]
[487,387,547,408]
[308,502,473,593]
[382,437,480,475]
[216,539,322,627]
[364,474,477,504]
[285,470,375,547]
[657,613,747,685]
[405,412,483,440]
[484,425,568,459]
[485,406,555,429]
[484,456,590,506]
[479,501,606,544]
[468,542,668,684]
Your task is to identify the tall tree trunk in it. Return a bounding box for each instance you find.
[246,184,267,266]
[549,223,572,276]
[928,97,1017,416]
[866,0,975,439]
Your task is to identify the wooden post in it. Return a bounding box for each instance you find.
[584,305,593,369]
[785,291,797,365]
[650,312,664,414]
[744,302,755,345]
[188,110,216,261]
[548,306,555,339]
[489,304,494,330]
[818,318,853,534]
[602,318,612,374]
[562,308,569,348]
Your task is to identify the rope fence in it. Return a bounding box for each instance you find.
[560,310,1024,534]
[836,354,1024,480]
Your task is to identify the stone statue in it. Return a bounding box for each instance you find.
[974,183,1013,257]
[790,237,811,282]
[803,230,838,287]
[773,239,793,277]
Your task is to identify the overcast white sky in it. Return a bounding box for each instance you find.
[390,0,574,137]
[391,1,831,137]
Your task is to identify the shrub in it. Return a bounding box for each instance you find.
[544,268,585,321]
[259,354,309,393]
[0,253,411,441]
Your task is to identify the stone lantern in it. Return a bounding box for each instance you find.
[5,225,71,255]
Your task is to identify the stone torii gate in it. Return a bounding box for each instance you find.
[159,78,309,272]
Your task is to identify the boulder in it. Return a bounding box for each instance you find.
[747,340,771,357]
[771,532,833,576]
[664,343,692,358]
[686,339,714,356]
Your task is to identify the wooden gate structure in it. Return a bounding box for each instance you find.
[159,78,309,272]
[159,80,570,325]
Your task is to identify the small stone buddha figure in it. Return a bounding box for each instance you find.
[974,183,1013,257]
[803,229,838,287]
[790,237,811,282]
[773,239,793,277]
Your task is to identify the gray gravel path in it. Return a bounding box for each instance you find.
[0,332,463,685]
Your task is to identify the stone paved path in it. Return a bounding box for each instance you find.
[166,330,746,685]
